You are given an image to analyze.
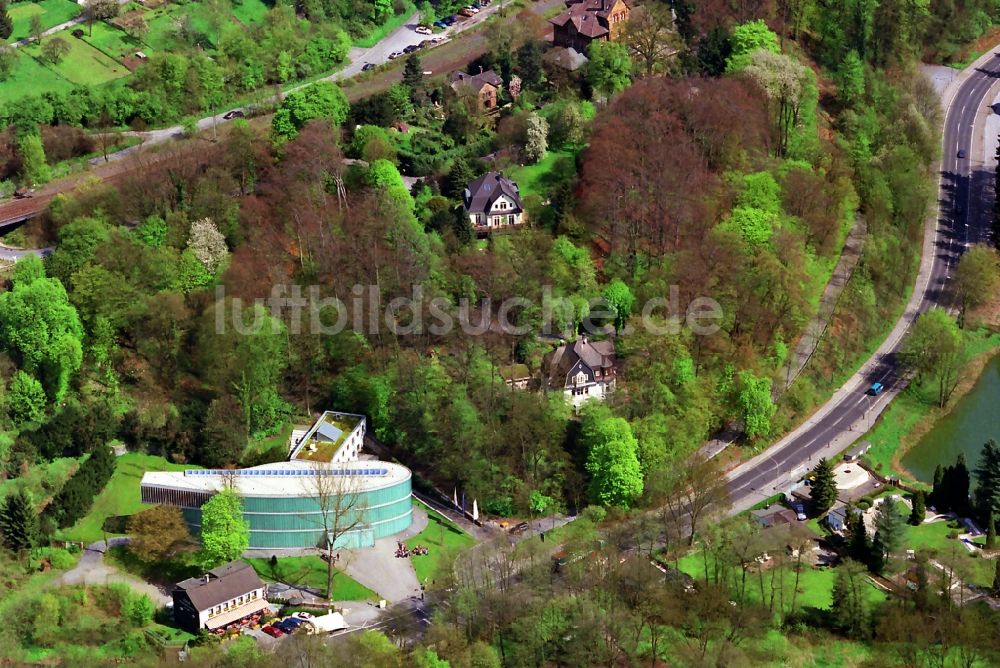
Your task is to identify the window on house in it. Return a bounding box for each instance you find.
[508,214,515,225]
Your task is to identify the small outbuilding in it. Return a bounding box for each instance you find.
[303,611,348,634]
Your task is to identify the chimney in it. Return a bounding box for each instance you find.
[581,335,588,345]
[479,65,484,74]
[204,574,211,583]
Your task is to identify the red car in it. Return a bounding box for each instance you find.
[262,625,284,638]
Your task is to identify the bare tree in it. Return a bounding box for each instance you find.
[624,5,680,77]
[306,464,367,600]
[655,455,731,546]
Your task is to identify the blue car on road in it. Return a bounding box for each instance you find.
[868,382,884,396]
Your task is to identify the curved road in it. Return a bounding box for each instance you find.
[727,52,1000,513]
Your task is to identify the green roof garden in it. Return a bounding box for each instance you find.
[291,412,364,462]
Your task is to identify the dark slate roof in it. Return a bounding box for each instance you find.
[463,172,524,216]
[448,69,503,93]
[175,561,265,612]
[549,6,609,38]
[546,337,615,388]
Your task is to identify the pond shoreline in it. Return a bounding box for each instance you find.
[893,345,1000,482]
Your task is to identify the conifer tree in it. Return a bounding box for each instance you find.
[975,440,1000,522]
[0,0,13,42]
[908,491,926,526]
[811,458,838,514]
[930,464,944,509]
[0,491,39,553]
[987,513,996,551]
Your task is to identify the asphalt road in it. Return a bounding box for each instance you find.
[726,52,1000,513]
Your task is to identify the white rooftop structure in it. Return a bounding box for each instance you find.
[141,459,410,499]
[288,411,366,463]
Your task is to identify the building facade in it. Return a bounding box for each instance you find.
[141,413,414,550]
[448,70,503,114]
[463,171,525,233]
[545,336,616,407]
[550,0,631,53]
[172,561,268,634]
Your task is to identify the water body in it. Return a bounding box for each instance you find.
[901,355,1000,483]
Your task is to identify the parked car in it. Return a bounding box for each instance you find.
[419,40,432,48]
[459,7,474,16]
[793,503,807,521]
[273,620,297,634]
[431,35,445,43]
[388,51,403,59]
[403,44,419,54]
[362,62,376,71]
[222,109,245,120]
[868,382,884,396]
[509,521,530,535]
[957,149,967,159]
[444,15,458,24]
[293,612,314,619]
[433,19,446,28]
[466,5,480,12]
[262,625,283,638]
[415,25,432,34]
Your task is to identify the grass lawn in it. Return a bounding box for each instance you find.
[82,21,146,62]
[230,0,272,26]
[0,51,75,103]
[903,518,996,588]
[504,149,576,199]
[246,556,377,601]
[676,548,886,610]
[353,3,416,48]
[406,500,475,584]
[58,453,199,544]
[147,623,197,647]
[21,34,131,87]
[9,0,82,42]
[105,544,203,586]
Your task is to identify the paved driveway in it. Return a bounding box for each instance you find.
[56,538,171,606]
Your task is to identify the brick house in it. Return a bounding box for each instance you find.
[448,69,504,114]
[549,0,631,53]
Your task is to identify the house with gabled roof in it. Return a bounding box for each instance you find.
[545,336,616,407]
[550,0,631,53]
[448,69,504,114]
[463,171,525,233]
[172,561,268,634]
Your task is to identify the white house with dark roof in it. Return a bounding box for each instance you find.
[545,336,616,407]
[172,561,268,634]
[463,171,525,232]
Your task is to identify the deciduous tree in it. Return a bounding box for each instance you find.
[127,505,194,563]
[524,112,548,164]
[900,308,963,407]
[0,256,84,401]
[952,245,1000,327]
[737,371,775,440]
[624,4,678,76]
[581,405,643,508]
[586,41,632,98]
[7,370,45,426]
[199,487,250,567]
[41,37,70,64]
